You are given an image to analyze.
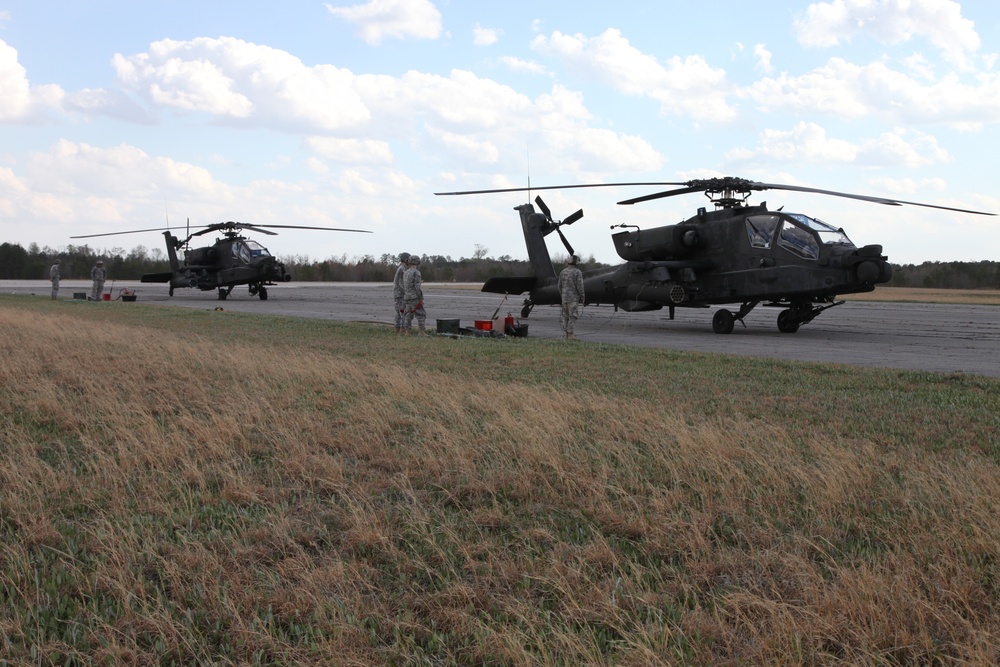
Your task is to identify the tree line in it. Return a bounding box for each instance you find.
[2,241,998,289]
[0,241,567,283]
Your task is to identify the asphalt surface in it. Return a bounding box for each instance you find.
[7,279,1000,378]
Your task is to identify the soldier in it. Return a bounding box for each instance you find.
[90,260,107,301]
[392,252,411,334]
[557,254,585,339]
[402,254,426,335]
[49,258,61,300]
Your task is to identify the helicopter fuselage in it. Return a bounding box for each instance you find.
[484,202,893,333]
[141,231,290,299]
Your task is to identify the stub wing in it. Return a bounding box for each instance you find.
[482,276,538,295]
[140,272,173,283]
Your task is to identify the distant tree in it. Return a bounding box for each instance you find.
[0,242,28,278]
[473,244,488,260]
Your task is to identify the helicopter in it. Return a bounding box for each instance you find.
[436,177,995,333]
[71,220,371,300]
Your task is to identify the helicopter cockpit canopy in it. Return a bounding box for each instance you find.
[231,239,272,264]
[245,240,271,258]
[785,213,854,246]
[747,213,855,260]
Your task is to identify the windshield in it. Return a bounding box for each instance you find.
[245,240,271,257]
[786,213,854,246]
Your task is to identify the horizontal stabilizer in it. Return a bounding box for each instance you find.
[140,272,173,283]
[482,276,537,295]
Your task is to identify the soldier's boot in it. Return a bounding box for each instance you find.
[418,327,427,336]
[565,332,577,340]
[394,327,401,334]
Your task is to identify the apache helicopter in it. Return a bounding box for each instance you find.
[437,177,994,333]
[71,220,371,300]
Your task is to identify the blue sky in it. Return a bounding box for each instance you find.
[1,0,998,265]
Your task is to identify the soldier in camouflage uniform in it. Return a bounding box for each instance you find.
[392,252,411,334]
[402,254,426,335]
[49,258,61,300]
[90,260,107,301]
[557,255,585,340]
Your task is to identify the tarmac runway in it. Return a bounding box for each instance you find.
[7,279,1000,378]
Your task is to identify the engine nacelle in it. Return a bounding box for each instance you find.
[612,225,701,261]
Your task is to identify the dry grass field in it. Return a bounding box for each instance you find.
[842,286,1000,305]
[1,295,998,665]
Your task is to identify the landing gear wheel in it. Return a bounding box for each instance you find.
[218,288,228,301]
[258,286,268,301]
[520,301,534,319]
[168,286,174,297]
[777,310,800,334]
[712,309,735,334]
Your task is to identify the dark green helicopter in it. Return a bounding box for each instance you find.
[437,177,994,333]
[72,220,371,300]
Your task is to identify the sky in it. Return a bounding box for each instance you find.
[0,0,998,266]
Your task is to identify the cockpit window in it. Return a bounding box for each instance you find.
[245,240,270,258]
[786,213,854,246]
[232,242,252,264]
[746,215,780,249]
[778,221,820,259]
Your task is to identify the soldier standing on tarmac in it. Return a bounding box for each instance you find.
[393,252,411,334]
[402,254,427,335]
[49,258,61,300]
[558,254,585,340]
[90,260,107,301]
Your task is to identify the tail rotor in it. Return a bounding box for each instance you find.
[535,195,583,258]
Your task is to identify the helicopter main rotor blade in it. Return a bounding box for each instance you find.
[754,182,996,215]
[251,224,374,233]
[618,185,719,206]
[70,227,178,239]
[233,224,278,236]
[435,182,686,196]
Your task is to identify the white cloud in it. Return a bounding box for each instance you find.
[426,128,500,165]
[0,140,236,234]
[725,122,951,168]
[473,24,500,47]
[744,57,1000,127]
[531,28,736,122]
[754,43,773,74]
[306,137,394,164]
[355,69,535,130]
[0,40,45,120]
[325,0,442,46]
[856,129,951,168]
[113,37,371,132]
[794,0,981,70]
[727,122,857,164]
[500,56,549,76]
[868,176,947,195]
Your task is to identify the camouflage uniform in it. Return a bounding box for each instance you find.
[402,255,426,334]
[90,261,107,301]
[557,257,585,338]
[393,252,411,333]
[49,260,61,300]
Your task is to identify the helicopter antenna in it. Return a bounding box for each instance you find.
[526,144,531,203]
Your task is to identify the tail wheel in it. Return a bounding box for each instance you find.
[712,309,735,334]
[521,300,534,319]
